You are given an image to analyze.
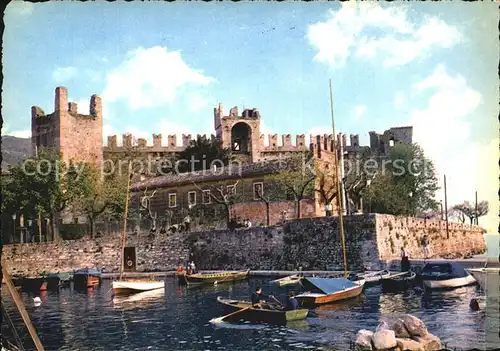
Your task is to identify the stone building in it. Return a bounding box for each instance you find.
[31,87,103,166]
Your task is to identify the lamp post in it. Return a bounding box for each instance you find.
[12,214,17,243]
[440,200,444,220]
[27,219,33,243]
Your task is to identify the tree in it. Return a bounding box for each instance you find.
[363,144,439,216]
[192,180,241,228]
[268,152,316,219]
[71,163,128,238]
[253,182,282,226]
[176,135,231,173]
[451,200,489,225]
[138,188,159,232]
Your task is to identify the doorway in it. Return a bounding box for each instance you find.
[123,246,137,272]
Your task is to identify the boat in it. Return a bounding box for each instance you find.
[419,262,477,290]
[467,267,500,291]
[112,286,165,309]
[46,272,72,289]
[271,274,303,287]
[294,277,365,306]
[380,271,416,292]
[180,270,250,286]
[111,164,165,296]
[18,276,47,292]
[112,280,165,296]
[216,296,308,325]
[350,270,391,285]
[73,268,102,289]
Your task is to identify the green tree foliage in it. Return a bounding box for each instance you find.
[363,144,439,216]
[267,152,316,219]
[176,135,230,173]
[71,163,128,238]
[192,180,241,227]
[451,200,489,225]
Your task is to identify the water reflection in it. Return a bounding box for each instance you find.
[1,278,489,350]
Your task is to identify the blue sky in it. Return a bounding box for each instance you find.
[3,1,499,232]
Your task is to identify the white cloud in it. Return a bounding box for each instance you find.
[102,46,215,110]
[9,130,31,138]
[394,92,406,109]
[52,66,78,83]
[403,65,497,232]
[353,105,367,121]
[308,3,462,68]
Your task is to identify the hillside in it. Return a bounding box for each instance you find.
[1,135,32,171]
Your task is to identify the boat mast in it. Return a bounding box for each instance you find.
[119,162,133,280]
[329,79,348,278]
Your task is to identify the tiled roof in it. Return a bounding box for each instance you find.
[130,160,285,191]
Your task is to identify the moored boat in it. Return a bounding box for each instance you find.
[271,274,303,287]
[216,296,308,325]
[294,277,365,306]
[112,279,165,296]
[181,270,250,286]
[73,268,102,289]
[467,267,500,291]
[380,271,416,292]
[350,270,391,285]
[46,272,72,289]
[420,262,477,290]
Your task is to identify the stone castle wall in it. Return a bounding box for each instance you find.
[2,214,486,277]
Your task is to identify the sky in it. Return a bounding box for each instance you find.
[3,1,499,233]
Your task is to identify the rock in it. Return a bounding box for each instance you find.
[396,338,424,351]
[403,314,428,337]
[355,329,374,350]
[392,319,411,338]
[413,333,441,351]
[376,320,391,332]
[372,330,397,350]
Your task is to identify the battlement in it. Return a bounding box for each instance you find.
[103,133,218,152]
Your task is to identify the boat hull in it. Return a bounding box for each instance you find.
[216,297,308,325]
[112,280,165,295]
[73,269,102,289]
[381,272,416,292]
[271,275,302,287]
[423,274,477,290]
[181,270,249,286]
[296,280,365,306]
[355,270,390,285]
[467,268,500,291]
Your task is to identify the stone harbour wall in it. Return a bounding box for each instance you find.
[2,214,486,277]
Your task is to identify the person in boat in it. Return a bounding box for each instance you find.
[251,286,274,308]
[189,261,196,274]
[400,246,411,272]
[285,292,299,310]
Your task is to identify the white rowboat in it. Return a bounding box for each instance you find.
[467,268,500,291]
[112,280,165,296]
[271,275,303,287]
[423,274,476,289]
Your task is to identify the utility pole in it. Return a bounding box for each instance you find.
[444,175,449,239]
[329,79,348,278]
[475,191,478,225]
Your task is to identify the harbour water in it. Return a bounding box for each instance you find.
[1,277,494,350]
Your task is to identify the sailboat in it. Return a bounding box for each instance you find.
[295,80,365,307]
[112,165,165,296]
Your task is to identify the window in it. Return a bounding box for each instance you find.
[188,191,196,206]
[168,193,177,208]
[202,190,211,204]
[253,182,263,200]
[227,185,236,195]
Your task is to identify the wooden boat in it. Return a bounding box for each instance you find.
[271,274,303,287]
[380,271,416,292]
[112,280,165,296]
[216,296,308,325]
[467,267,500,291]
[73,268,102,289]
[420,262,477,290]
[18,277,47,292]
[353,270,391,285]
[46,272,72,289]
[294,277,365,306]
[180,270,250,286]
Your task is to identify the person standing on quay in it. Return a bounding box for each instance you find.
[421,235,430,261]
[400,246,411,272]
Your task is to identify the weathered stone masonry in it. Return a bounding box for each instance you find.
[2,214,486,277]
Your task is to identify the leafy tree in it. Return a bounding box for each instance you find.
[363,144,439,216]
[176,135,230,173]
[71,163,128,238]
[253,181,282,226]
[451,200,489,225]
[267,152,316,219]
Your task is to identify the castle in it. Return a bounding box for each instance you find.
[30,87,413,228]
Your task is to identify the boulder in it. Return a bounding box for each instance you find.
[355,329,374,350]
[392,319,411,338]
[403,314,428,337]
[413,333,441,351]
[396,338,424,351]
[372,330,397,350]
